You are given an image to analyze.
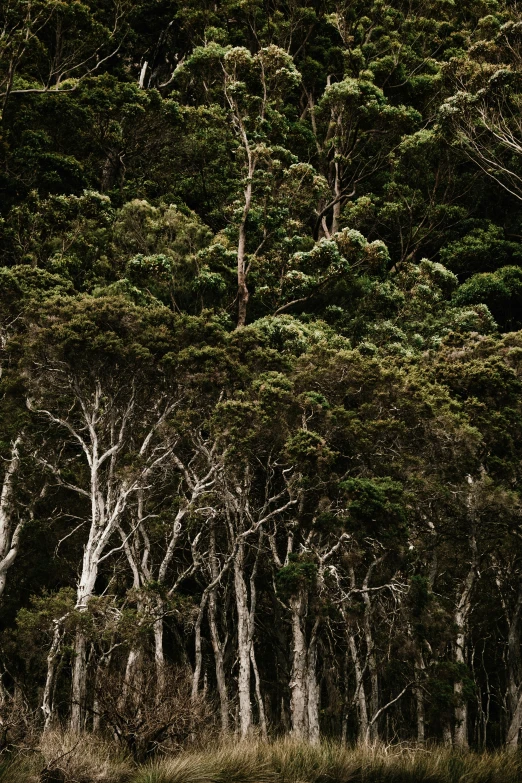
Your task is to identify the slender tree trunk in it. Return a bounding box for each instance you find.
[362,591,379,742]
[454,631,469,746]
[70,552,98,732]
[154,610,166,699]
[236,173,253,328]
[307,619,320,745]
[251,645,268,739]
[192,593,208,701]
[331,158,342,236]
[442,721,453,746]
[119,647,141,712]
[234,541,253,738]
[0,435,23,600]
[208,587,229,733]
[414,649,426,744]
[289,589,308,739]
[42,621,63,731]
[505,581,522,745]
[454,559,476,749]
[70,629,87,733]
[348,632,369,744]
[507,690,522,748]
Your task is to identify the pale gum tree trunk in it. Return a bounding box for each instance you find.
[307,618,320,745]
[118,518,145,713]
[225,78,255,329]
[505,581,522,746]
[415,651,426,744]
[331,157,342,236]
[443,722,453,746]
[453,549,477,749]
[157,457,217,699]
[249,530,267,739]
[153,611,166,698]
[70,630,87,734]
[348,631,369,744]
[507,690,522,748]
[234,539,253,738]
[191,592,208,702]
[69,437,136,731]
[408,620,427,744]
[35,382,175,733]
[289,589,309,739]
[0,435,23,599]
[236,161,253,328]
[362,580,380,742]
[208,520,229,734]
[42,620,64,731]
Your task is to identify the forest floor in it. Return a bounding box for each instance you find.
[3,733,522,783]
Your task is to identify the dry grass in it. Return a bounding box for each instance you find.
[38,730,133,783]
[132,742,274,783]
[0,755,38,783]
[3,736,522,783]
[130,739,522,783]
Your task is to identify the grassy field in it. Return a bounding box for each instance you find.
[2,733,522,783]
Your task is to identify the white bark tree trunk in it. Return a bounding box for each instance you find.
[42,620,64,731]
[153,609,166,699]
[348,632,369,744]
[235,540,253,738]
[505,581,522,746]
[507,689,522,748]
[362,586,379,742]
[415,652,426,744]
[70,629,87,734]
[0,435,23,599]
[307,619,320,745]
[454,557,476,749]
[289,589,308,739]
[208,521,229,733]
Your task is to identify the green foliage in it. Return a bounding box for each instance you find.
[454,266,522,330]
[276,555,318,598]
[340,477,407,539]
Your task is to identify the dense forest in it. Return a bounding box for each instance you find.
[2,0,522,764]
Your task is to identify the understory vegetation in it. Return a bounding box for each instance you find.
[3,0,522,765]
[4,737,522,783]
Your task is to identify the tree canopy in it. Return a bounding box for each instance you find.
[1,0,522,755]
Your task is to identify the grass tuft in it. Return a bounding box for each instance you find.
[128,740,522,783]
[0,756,38,783]
[39,730,133,783]
[3,736,522,783]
